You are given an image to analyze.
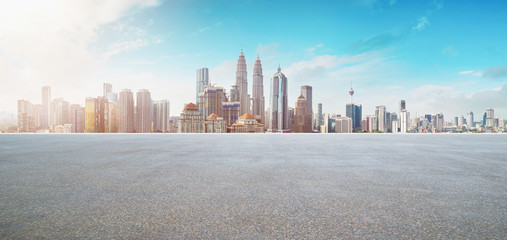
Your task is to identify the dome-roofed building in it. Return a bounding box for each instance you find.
[228,113,264,133]
[178,102,204,133]
[205,113,226,133]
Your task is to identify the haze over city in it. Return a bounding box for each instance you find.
[1,0,506,119]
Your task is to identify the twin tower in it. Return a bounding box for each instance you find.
[196,50,289,132]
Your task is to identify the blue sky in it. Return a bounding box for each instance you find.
[1,0,506,119]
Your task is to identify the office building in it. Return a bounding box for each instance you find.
[196,68,209,105]
[70,104,85,133]
[153,100,170,132]
[222,101,240,126]
[17,99,36,132]
[199,85,225,118]
[136,89,152,133]
[267,66,289,133]
[335,117,352,133]
[301,85,313,128]
[375,105,387,132]
[41,86,51,129]
[293,95,311,133]
[119,89,134,133]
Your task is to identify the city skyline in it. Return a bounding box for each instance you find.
[1,0,506,119]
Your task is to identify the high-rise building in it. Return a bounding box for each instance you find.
[391,113,398,132]
[392,119,399,133]
[293,95,311,133]
[288,107,294,130]
[198,85,225,118]
[466,112,474,129]
[41,86,51,129]
[119,89,134,133]
[400,110,409,133]
[236,50,249,115]
[399,100,406,113]
[17,99,36,132]
[84,97,97,133]
[252,55,265,123]
[485,108,494,126]
[222,101,240,126]
[457,115,465,127]
[136,89,152,133]
[153,100,170,132]
[196,68,209,105]
[178,103,204,133]
[51,98,71,128]
[346,104,362,132]
[85,96,107,133]
[361,117,369,132]
[106,101,118,133]
[335,117,352,133]
[375,105,387,132]
[103,83,112,97]
[267,66,289,133]
[301,85,313,129]
[435,113,444,132]
[317,103,323,132]
[370,115,378,132]
[70,104,85,133]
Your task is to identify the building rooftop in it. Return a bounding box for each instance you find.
[186,103,198,108]
[239,113,255,119]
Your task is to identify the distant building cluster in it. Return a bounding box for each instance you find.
[15,49,505,133]
[17,84,174,133]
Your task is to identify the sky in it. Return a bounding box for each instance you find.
[1,0,506,120]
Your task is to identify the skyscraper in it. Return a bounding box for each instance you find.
[41,86,51,129]
[301,85,312,129]
[236,50,249,115]
[196,68,209,105]
[103,83,112,97]
[84,97,97,133]
[436,113,444,132]
[293,95,310,133]
[17,99,36,132]
[400,110,409,133]
[198,85,225,118]
[252,55,265,123]
[346,104,362,132]
[268,66,289,133]
[317,103,323,131]
[222,101,240,126]
[466,111,474,129]
[70,104,85,133]
[136,89,152,133]
[399,100,406,113]
[485,108,494,132]
[153,100,170,132]
[119,89,134,133]
[375,105,386,132]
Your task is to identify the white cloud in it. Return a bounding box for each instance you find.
[459,70,482,77]
[104,39,149,58]
[0,0,159,111]
[412,17,430,31]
